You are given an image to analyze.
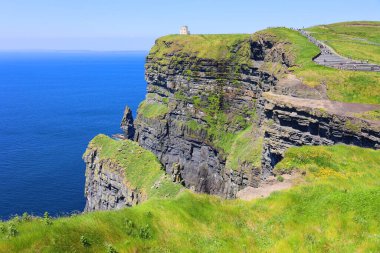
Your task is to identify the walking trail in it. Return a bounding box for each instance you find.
[298,29,380,72]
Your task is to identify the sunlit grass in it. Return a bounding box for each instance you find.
[87,134,181,199]
[307,21,380,64]
[1,145,380,252]
[260,27,380,104]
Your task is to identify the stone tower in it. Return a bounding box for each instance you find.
[180,26,190,35]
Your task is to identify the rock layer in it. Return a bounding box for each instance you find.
[133,36,287,198]
[121,106,135,139]
[83,146,142,211]
[132,34,380,197]
[262,92,380,175]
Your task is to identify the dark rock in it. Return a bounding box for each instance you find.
[133,38,281,198]
[121,106,135,139]
[83,146,142,211]
[261,92,380,175]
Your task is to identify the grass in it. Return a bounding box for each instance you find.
[137,100,169,119]
[225,125,263,170]
[258,27,380,105]
[354,109,380,121]
[87,134,182,199]
[306,21,380,64]
[149,34,251,63]
[1,144,380,252]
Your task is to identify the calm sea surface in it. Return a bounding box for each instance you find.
[0,51,147,219]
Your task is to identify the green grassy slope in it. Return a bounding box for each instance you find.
[306,21,380,64]
[258,27,380,104]
[86,134,182,199]
[150,34,251,63]
[1,145,379,252]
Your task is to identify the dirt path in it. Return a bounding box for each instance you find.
[236,174,295,201]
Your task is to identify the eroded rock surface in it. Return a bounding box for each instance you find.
[121,106,135,139]
[83,146,142,211]
[262,92,380,175]
[133,36,286,198]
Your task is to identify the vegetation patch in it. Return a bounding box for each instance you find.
[258,26,380,105]
[306,21,380,65]
[354,109,380,121]
[149,34,251,64]
[2,145,380,252]
[225,125,263,170]
[137,100,169,119]
[88,135,182,199]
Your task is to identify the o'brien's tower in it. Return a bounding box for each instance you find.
[179,26,190,35]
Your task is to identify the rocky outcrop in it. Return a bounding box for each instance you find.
[83,134,182,211]
[83,146,142,211]
[121,106,135,139]
[262,92,380,175]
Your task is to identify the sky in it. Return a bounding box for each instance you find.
[0,0,379,51]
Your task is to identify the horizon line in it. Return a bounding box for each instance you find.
[0,49,149,53]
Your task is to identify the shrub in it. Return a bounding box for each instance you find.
[277,175,284,182]
[125,219,135,235]
[22,212,32,222]
[43,212,52,225]
[0,224,5,234]
[10,215,20,223]
[145,211,153,218]
[106,244,118,253]
[80,235,91,247]
[7,224,18,237]
[139,225,152,239]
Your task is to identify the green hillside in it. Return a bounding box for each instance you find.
[306,21,380,65]
[259,27,380,105]
[1,145,379,252]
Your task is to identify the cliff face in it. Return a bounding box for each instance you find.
[84,146,142,211]
[84,30,380,208]
[132,34,293,198]
[83,135,181,211]
[129,33,380,198]
[262,93,380,175]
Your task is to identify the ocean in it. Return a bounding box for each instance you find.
[0,51,147,219]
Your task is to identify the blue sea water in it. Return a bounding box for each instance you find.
[0,51,147,219]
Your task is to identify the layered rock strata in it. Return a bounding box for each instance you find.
[262,92,380,175]
[83,146,142,211]
[132,35,290,198]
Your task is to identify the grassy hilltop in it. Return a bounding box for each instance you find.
[0,145,379,252]
[306,21,380,65]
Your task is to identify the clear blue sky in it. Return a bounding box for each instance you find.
[0,0,379,51]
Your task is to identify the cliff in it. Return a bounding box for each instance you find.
[133,34,287,198]
[83,134,181,211]
[262,92,380,175]
[129,30,380,198]
[85,27,380,206]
